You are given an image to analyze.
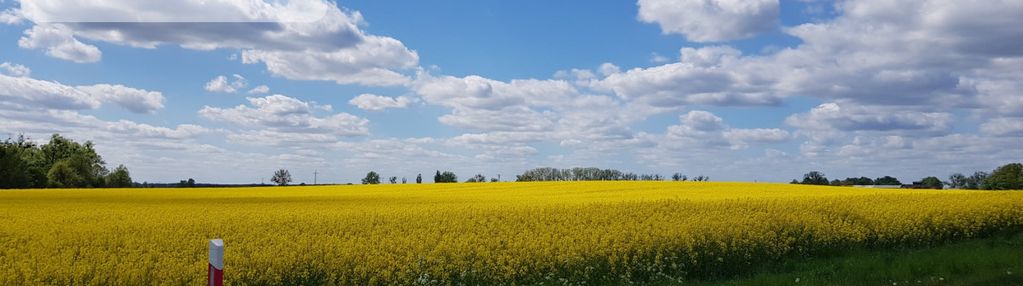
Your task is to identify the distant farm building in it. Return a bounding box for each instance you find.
[852,185,903,189]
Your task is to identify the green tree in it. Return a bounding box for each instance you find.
[47,160,82,188]
[434,171,457,183]
[272,169,292,186]
[842,177,874,186]
[947,173,968,189]
[800,171,829,185]
[920,176,943,189]
[982,163,1023,190]
[39,134,107,188]
[875,176,902,185]
[362,171,381,184]
[179,178,196,187]
[967,171,989,189]
[0,135,46,188]
[105,165,133,188]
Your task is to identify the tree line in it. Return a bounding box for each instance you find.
[513,167,707,182]
[6,134,1020,191]
[790,162,1023,190]
[267,167,704,186]
[0,134,132,189]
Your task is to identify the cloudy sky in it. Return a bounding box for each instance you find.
[1,0,1021,184]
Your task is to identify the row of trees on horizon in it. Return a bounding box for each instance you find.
[3,134,1021,190]
[791,163,1023,190]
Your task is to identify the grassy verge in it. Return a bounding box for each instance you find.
[675,231,1023,285]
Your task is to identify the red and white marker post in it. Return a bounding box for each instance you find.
[208,239,224,286]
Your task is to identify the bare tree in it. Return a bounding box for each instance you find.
[271,169,292,186]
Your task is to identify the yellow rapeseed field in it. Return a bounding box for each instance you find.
[1,182,1022,285]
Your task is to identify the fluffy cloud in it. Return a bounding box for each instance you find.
[980,118,1023,137]
[348,93,415,111]
[786,102,952,133]
[9,0,418,86]
[0,108,207,142]
[605,0,1023,113]
[199,94,368,136]
[0,62,30,77]
[665,110,789,150]
[240,35,418,86]
[0,7,23,24]
[593,46,782,108]
[723,128,790,149]
[17,24,101,63]
[439,107,556,132]
[104,121,209,139]
[205,74,248,93]
[77,84,165,114]
[413,73,578,131]
[1,73,164,113]
[248,85,270,94]
[637,0,779,42]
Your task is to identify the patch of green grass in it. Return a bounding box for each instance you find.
[673,232,1023,285]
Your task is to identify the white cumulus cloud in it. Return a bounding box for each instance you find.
[199,94,369,136]
[0,62,31,77]
[17,24,101,63]
[637,0,779,42]
[348,93,415,111]
[205,74,248,93]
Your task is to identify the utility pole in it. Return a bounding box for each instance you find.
[314,170,318,185]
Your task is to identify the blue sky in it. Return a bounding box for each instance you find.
[1,0,1021,184]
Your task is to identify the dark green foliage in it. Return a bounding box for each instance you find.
[178,178,196,187]
[362,171,380,184]
[515,167,666,182]
[0,135,45,188]
[982,163,1023,190]
[46,160,82,188]
[948,172,988,189]
[41,134,107,188]
[920,176,943,189]
[434,170,457,183]
[105,165,133,188]
[874,176,902,185]
[844,177,874,185]
[800,171,829,185]
[1,134,127,189]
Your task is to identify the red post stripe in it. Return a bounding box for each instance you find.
[208,239,224,286]
[208,263,223,286]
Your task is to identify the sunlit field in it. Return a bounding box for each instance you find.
[1,182,1022,285]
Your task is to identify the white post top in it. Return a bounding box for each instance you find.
[209,239,224,270]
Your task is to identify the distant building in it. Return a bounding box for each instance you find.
[904,181,944,189]
[852,185,903,189]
